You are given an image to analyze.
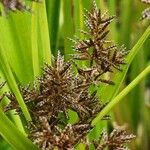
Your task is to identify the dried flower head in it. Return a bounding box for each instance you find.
[5,52,106,124]
[141,0,150,4]
[5,51,107,149]
[29,116,91,150]
[0,0,41,14]
[141,0,150,20]
[71,0,128,76]
[92,128,135,150]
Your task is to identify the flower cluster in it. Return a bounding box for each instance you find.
[141,0,150,20]
[6,53,105,125]
[90,128,135,150]
[29,117,91,150]
[71,0,128,86]
[5,52,107,149]
[0,0,41,14]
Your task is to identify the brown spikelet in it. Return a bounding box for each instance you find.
[5,52,135,150]
[0,0,41,14]
[92,128,135,150]
[71,0,128,85]
[29,116,91,150]
[141,0,150,20]
[141,0,150,4]
[5,52,107,149]
[5,52,106,123]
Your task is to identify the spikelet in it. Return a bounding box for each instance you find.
[29,116,91,150]
[72,0,128,70]
[0,0,41,14]
[141,0,150,20]
[141,7,150,20]
[141,0,150,4]
[92,128,135,150]
[71,0,128,86]
[5,52,106,123]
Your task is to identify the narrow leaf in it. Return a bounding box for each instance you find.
[0,109,39,150]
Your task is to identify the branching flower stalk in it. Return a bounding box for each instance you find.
[90,128,135,150]
[1,0,135,150]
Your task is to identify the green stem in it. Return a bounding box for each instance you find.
[92,65,150,126]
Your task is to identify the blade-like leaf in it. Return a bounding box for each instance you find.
[46,0,61,56]
[92,65,150,126]
[0,70,25,133]
[31,1,51,78]
[0,109,39,150]
[0,47,31,121]
[0,12,34,85]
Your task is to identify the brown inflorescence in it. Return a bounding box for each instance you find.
[71,1,128,70]
[0,0,41,14]
[6,52,105,124]
[141,0,150,20]
[92,128,135,150]
[5,52,107,149]
[70,0,128,86]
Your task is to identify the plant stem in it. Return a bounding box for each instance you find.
[92,65,150,126]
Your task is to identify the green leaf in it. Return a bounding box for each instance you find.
[0,109,39,150]
[119,0,133,47]
[46,0,61,56]
[0,12,34,85]
[0,70,25,133]
[62,0,75,59]
[74,0,84,38]
[31,1,51,78]
[107,0,118,42]
[0,46,31,121]
[0,138,12,150]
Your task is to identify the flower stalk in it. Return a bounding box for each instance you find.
[92,65,150,126]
